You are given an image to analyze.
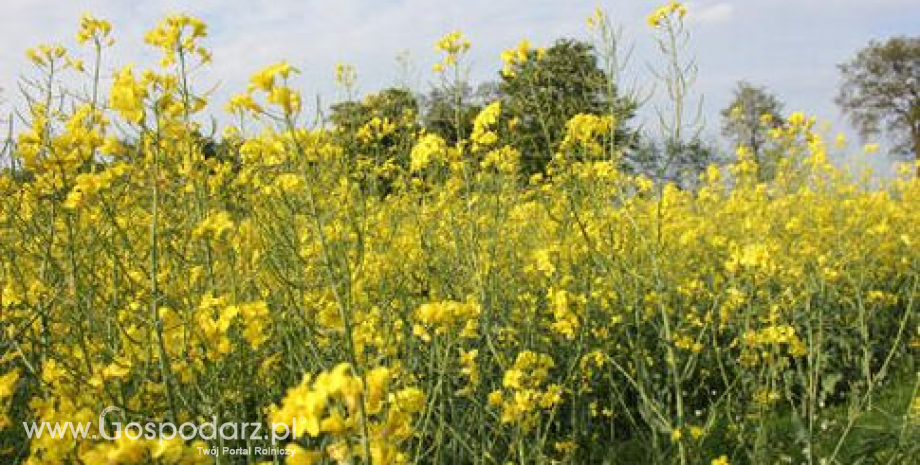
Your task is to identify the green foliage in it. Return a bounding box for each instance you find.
[329,87,421,193]
[836,35,920,164]
[720,83,783,157]
[719,82,786,181]
[629,136,721,187]
[420,82,497,145]
[499,38,637,175]
[330,87,420,142]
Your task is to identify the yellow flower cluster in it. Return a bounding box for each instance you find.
[357,117,397,144]
[63,163,129,210]
[335,62,358,88]
[742,324,807,357]
[269,364,424,464]
[110,65,148,124]
[500,39,543,77]
[77,13,114,46]
[489,351,562,428]
[547,286,585,340]
[413,300,481,340]
[26,44,66,67]
[433,30,470,72]
[191,210,235,241]
[586,7,606,30]
[647,1,688,27]
[80,435,208,464]
[409,132,448,172]
[0,369,18,429]
[481,145,520,173]
[470,101,501,148]
[244,61,302,115]
[560,113,614,156]
[0,12,916,465]
[145,14,210,67]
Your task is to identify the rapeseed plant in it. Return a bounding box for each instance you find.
[0,4,916,464]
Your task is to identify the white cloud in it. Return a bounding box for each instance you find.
[693,3,735,24]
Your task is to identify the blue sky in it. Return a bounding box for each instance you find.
[1,0,918,173]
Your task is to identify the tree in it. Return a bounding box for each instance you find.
[420,82,497,145]
[836,36,920,172]
[329,87,419,136]
[329,87,420,157]
[720,81,784,164]
[629,137,721,189]
[500,38,636,175]
[327,87,421,194]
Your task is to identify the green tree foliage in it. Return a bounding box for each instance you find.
[329,87,421,194]
[330,87,419,143]
[836,36,920,170]
[420,82,498,145]
[499,38,637,175]
[630,137,720,188]
[720,81,785,180]
[329,87,420,156]
[720,82,784,159]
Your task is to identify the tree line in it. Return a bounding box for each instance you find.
[2,34,917,182]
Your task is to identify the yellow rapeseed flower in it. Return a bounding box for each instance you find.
[647,2,687,27]
[77,13,114,46]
